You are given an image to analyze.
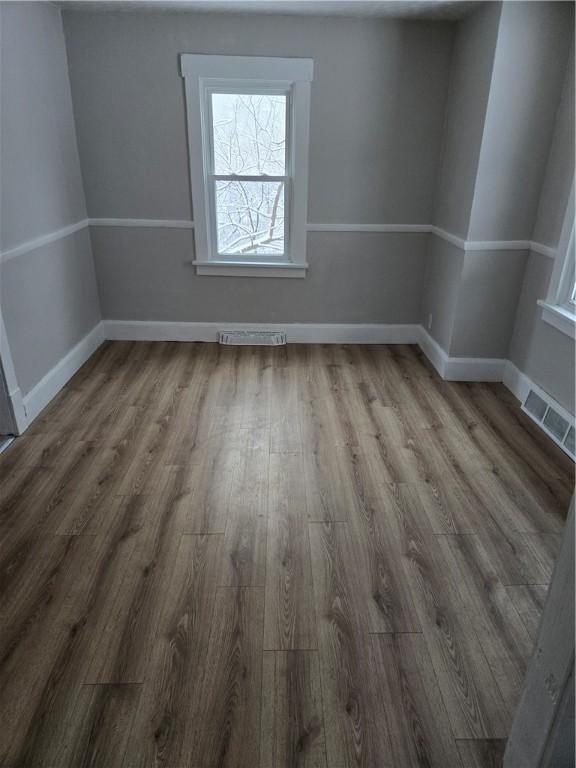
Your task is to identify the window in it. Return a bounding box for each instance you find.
[539,180,576,338]
[181,55,313,277]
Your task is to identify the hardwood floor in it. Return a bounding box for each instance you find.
[0,341,573,768]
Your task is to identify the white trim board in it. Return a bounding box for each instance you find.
[429,227,555,257]
[0,218,557,263]
[418,327,506,382]
[88,218,194,229]
[307,223,430,233]
[22,323,106,425]
[0,309,27,434]
[103,320,421,344]
[0,220,89,264]
[502,361,532,404]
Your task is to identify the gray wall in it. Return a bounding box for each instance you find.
[0,2,87,249]
[62,10,454,325]
[509,252,575,413]
[2,231,101,395]
[93,228,427,324]
[0,2,101,397]
[432,1,501,239]
[508,39,575,415]
[467,1,574,241]
[532,43,575,248]
[422,0,575,393]
[420,235,464,350]
[449,249,528,358]
[63,11,454,225]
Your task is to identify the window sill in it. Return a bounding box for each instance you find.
[538,300,576,338]
[192,260,308,278]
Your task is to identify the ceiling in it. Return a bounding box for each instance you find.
[57,0,481,20]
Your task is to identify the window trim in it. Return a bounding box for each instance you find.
[539,178,576,338]
[181,54,313,278]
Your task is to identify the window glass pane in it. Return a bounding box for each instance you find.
[215,180,285,256]
[211,93,286,176]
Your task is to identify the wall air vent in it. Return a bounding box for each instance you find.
[522,385,575,461]
[218,330,287,346]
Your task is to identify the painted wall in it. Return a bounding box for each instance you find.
[423,1,575,378]
[0,2,101,396]
[93,228,427,324]
[532,44,575,248]
[449,249,528,359]
[422,2,503,353]
[62,10,453,324]
[420,235,464,351]
[508,41,575,415]
[63,11,453,224]
[2,231,101,395]
[433,1,501,239]
[467,1,574,242]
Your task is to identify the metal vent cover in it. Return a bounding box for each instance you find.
[522,386,575,461]
[218,330,287,346]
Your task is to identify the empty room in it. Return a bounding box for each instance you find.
[1,0,575,766]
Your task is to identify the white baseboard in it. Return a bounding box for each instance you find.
[7,386,27,435]
[417,327,506,381]
[103,320,421,345]
[502,360,532,403]
[443,356,506,382]
[417,327,449,378]
[22,322,106,424]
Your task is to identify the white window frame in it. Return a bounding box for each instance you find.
[180,54,313,278]
[539,179,576,338]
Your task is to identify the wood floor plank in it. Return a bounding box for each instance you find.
[411,480,479,534]
[309,521,394,768]
[299,362,354,451]
[270,363,303,454]
[0,499,146,765]
[264,453,317,650]
[82,493,185,684]
[469,466,565,535]
[392,485,512,739]
[188,586,264,768]
[472,506,562,586]
[261,650,327,768]
[369,633,462,767]
[220,427,269,586]
[347,477,421,633]
[173,428,246,534]
[239,345,272,430]
[438,534,534,713]
[158,345,217,466]
[457,738,506,767]
[303,445,359,522]
[124,533,223,767]
[505,584,547,642]
[12,683,141,768]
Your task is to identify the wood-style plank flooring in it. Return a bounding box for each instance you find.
[0,341,573,768]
